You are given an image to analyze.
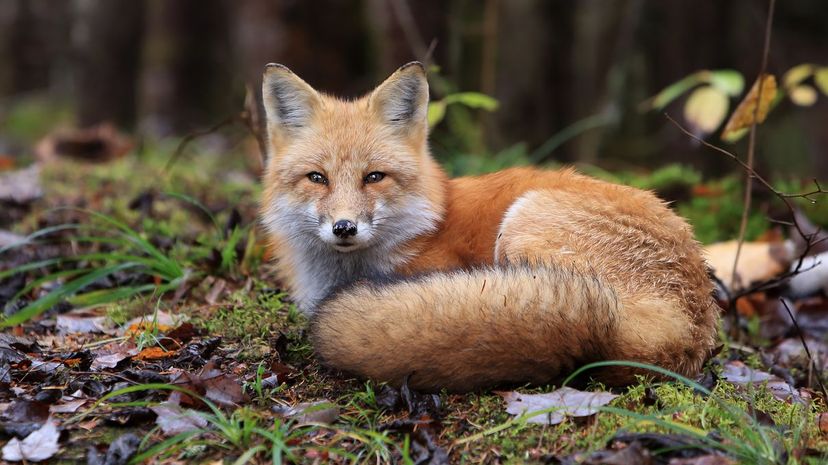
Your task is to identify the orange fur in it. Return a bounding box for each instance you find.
[259,63,719,392]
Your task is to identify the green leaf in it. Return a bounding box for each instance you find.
[707,69,745,96]
[649,72,704,110]
[814,67,828,96]
[683,86,729,136]
[443,92,499,111]
[427,101,446,127]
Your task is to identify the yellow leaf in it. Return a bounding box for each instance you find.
[721,74,777,140]
[782,64,813,89]
[789,85,818,106]
[815,67,828,96]
[683,86,729,136]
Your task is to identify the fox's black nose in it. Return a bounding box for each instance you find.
[332,219,358,238]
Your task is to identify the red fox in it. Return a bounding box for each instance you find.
[259,62,719,392]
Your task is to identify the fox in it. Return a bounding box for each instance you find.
[259,61,720,392]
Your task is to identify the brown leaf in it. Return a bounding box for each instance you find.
[163,323,200,344]
[168,362,248,408]
[498,387,618,425]
[721,74,777,141]
[818,412,828,435]
[199,366,247,408]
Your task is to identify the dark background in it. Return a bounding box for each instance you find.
[0,0,826,177]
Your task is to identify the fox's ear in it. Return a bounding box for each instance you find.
[369,62,429,135]
[262,64,320,137]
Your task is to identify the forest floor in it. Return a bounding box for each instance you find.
[1,139,828,464]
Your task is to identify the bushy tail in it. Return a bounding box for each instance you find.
[310,265,713,392]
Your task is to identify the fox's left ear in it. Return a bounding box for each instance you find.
[369,62,429,136]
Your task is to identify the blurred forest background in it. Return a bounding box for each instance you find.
[0,0,827,177]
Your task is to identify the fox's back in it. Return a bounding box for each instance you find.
[403,167,712,310]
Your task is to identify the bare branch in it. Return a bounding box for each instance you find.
[732,0,776,292]
[779,298,828,400]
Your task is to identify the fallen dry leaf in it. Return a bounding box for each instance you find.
[721,361,804,404]
[703,240,793,291]
[150,402,208,436]
[499,387,618,425]
[121,311,186,336]
[56,311,112,334]
[273,400,340,424]
[87,432,140,465]
[0,230,26,248]
[721,360,775,383]
[198,366,247,408]
[91,342,139,370]
[134,346,175,361]
[2,420,61,462]
[773,337,828,368]
[787,251,828,297]
[0,164,42,205]
[0,154,14,171]
[165,362,247,409]
[49,398,89,414]
[818,412,828,435]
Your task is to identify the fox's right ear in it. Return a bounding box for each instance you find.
[262,64,321,139]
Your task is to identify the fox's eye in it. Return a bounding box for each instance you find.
[307,172,328,185]
[364,172,386,184]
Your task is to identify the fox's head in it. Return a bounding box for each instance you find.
[260,63,446,255]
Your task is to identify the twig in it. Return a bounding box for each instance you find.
[389,0,429,62]
[164,115,239,173]
[665,113,826,252]
[665,114,827,340]
[731,0,776,292]
[779,299,828,399]
[164,86,268,174]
